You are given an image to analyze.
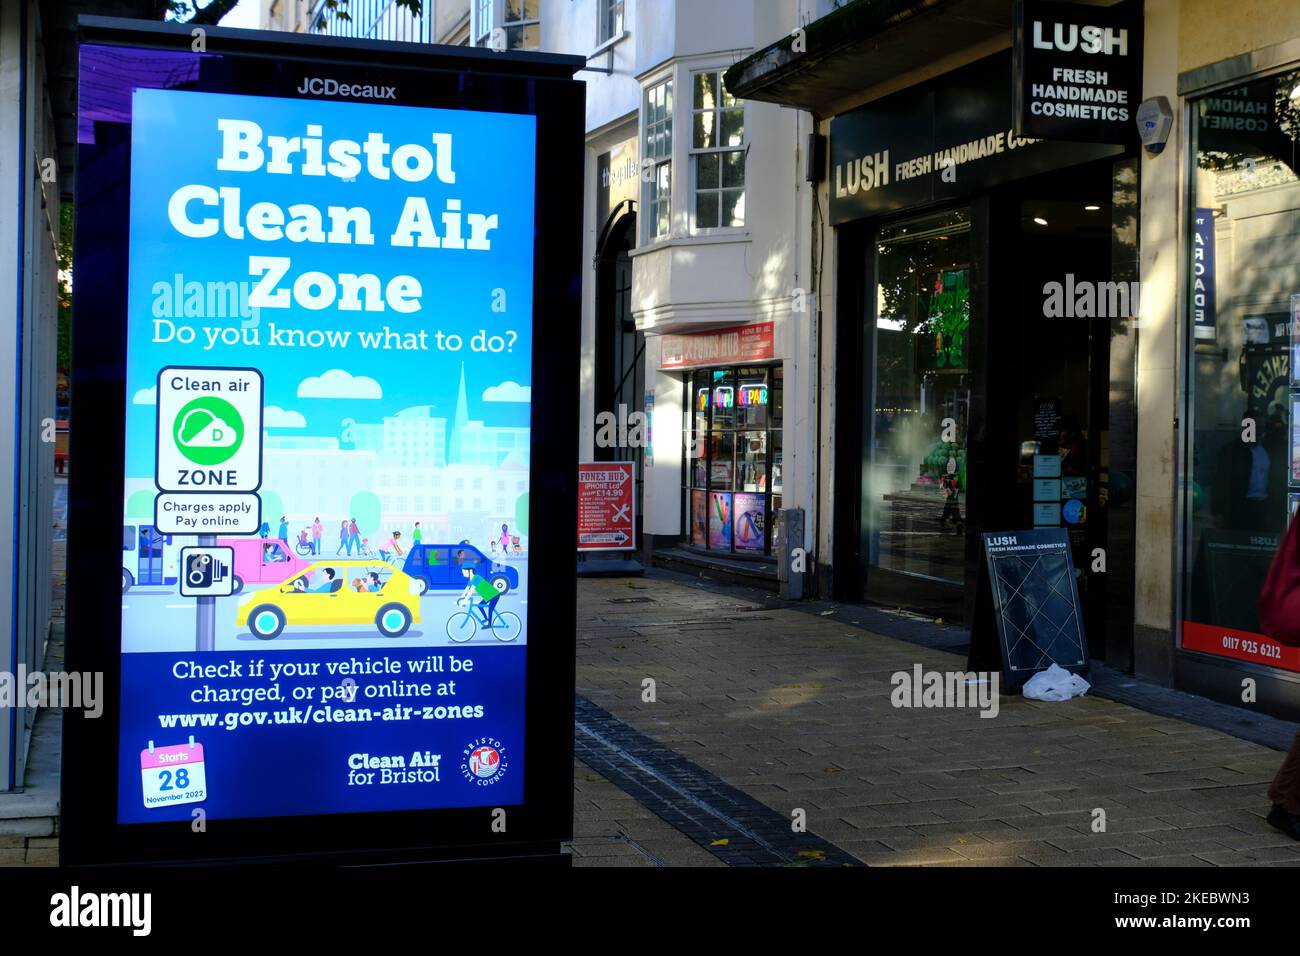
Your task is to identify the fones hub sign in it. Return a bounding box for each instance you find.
[1013,0,1144,144]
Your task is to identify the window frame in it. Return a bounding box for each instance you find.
[688,68,747,235]
[597,0,625,46]
[641,73,674,244]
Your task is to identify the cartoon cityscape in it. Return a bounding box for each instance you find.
[124,362,531,554]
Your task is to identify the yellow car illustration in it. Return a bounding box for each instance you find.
[235,560,423,640]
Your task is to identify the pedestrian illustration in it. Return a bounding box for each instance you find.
[499,523,510,555]
[348,517,360,555]
[277,516,288,542]
[337,520,349,555]
[258,521,269,539]
[413,521,423,547]
[311,517,323,555]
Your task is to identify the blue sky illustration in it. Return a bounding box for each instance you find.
[124,88,535,477]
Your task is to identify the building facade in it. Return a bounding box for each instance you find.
[274,0,829,567]
[729,0,1300,721]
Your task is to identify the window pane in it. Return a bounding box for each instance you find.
[721,107,745,147]
[721,149,744,187]
[696,152,720,189]
[737,431,767,492]
[693,111,715,149]
[695,191,719,229]
[506,0,522,18]
[870,208,973,585]
[694,72,716,110]
[1182,69,1300,664]
[722,188,745,228]
[709,432,735,488]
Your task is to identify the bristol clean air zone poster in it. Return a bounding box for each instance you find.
[117,87,535,822]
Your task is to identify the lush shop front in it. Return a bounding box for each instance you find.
[823,48,1143,669]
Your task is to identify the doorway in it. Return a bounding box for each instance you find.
[839,155,1137,667]
[593,204,644,543]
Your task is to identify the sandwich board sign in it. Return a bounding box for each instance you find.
[577,462,635,551]
[968,529,1089,691]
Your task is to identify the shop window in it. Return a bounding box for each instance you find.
[1182,68,1300,672]
[868,208,972,584]
[682,365,782,554]
[691,70,745,230]
[642,78,673,241]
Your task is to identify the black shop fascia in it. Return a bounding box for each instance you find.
[820,37,1143,673]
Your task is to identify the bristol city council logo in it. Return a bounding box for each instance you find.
[461,737,508,786]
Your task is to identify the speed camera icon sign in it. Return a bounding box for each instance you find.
[179,547,235,597]
[156,367,263,492]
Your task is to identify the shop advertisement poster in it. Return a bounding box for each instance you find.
[117,88,536,823]
[708,492,733,550]
[1293,396,1300,485]
[577,462,634,551]
[691,489,708,546]
[733,492,766,552]
[1291,294,1300,387]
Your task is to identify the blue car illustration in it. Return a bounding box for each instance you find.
[401,543,519,596]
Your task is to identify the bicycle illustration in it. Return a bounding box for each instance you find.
[445,593,521,643]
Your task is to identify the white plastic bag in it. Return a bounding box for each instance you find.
[1021,663,1090,702]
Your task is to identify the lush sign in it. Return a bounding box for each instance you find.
[1012,0,1144,144]
[828,52,1122,224]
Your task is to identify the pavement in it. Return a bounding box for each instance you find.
[567,570,1300,867]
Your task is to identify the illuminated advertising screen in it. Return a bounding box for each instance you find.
[65,20,582,865]
[119,87,535,823]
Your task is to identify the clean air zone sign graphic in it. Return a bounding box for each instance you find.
[156,366,264,491]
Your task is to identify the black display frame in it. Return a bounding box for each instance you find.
[62,17,584,866]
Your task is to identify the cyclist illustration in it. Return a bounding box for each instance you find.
[445,566,520,643]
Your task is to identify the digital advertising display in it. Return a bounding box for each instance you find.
[64,19,583,865]
[118,85,535,823]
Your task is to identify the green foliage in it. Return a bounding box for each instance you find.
[126,490,155,518]
[350,491,382,538]
[514,492,529,537]
[259,490,284,533]
[57,203,73,372]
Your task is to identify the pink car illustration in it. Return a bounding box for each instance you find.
[217,537,312,595]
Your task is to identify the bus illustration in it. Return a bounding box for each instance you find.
[122,523,189,593]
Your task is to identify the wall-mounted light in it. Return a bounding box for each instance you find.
[1033,217,1049,226]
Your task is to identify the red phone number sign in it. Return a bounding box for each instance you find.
[577,462,634,552]
[1182,621,1300,673]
